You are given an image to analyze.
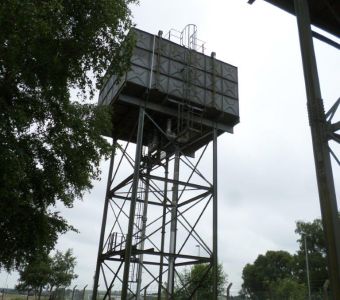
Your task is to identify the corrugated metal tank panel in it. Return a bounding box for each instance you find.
[99,28,239,122]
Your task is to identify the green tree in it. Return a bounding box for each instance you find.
[16,253,52,299]
[241,250,294,299]
[175,263,227,299]
[241,218,330,298]
[294,219,327,294]
[16,249,77,298]
[0,0,136,270]
[269,278,306,300]
[49,249,77,291]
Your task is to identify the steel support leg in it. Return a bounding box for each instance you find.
[136,153,151,300]
[121,107,145,300]
[92,140,117,300]
[294,0,340,298]
[212,129,218,300]
[167,150,180,297]
[158,158,169,299]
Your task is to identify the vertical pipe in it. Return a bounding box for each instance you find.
[167,150,180,297]
[294,0,340,298]
[304,235,311,300]
[212,128,218,300]
[92,140,117,300]
[158,158,169,299]
[136,153,151,300]
[121,107,145,300]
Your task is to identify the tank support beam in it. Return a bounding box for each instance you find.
[167,150,180,297]
[158,158,169,299]
[92,140,117,300]
[212,128,218,300]
[136,152,151,300]
[121,107,145,300]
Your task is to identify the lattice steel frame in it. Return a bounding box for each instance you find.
[92,107,219,300]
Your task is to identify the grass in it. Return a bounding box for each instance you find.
[2,294,49,300]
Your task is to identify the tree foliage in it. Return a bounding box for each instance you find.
[0,0,136,270]
[16,253,52,297]
[241,250,295,299]
[241,218,328,298]
[49,249,77,290]
[16,249,77,298]
[175,263,227,299]
[269,278,306,300]
[294,219,327,293]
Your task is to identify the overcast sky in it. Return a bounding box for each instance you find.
[1,0,339,296]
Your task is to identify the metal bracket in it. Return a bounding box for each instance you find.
[326,98,340,165]
[326,97,340,124]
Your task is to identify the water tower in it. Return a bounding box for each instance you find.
[92,25,239,300]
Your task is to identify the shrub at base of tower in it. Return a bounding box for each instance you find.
[174,263,227,299]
